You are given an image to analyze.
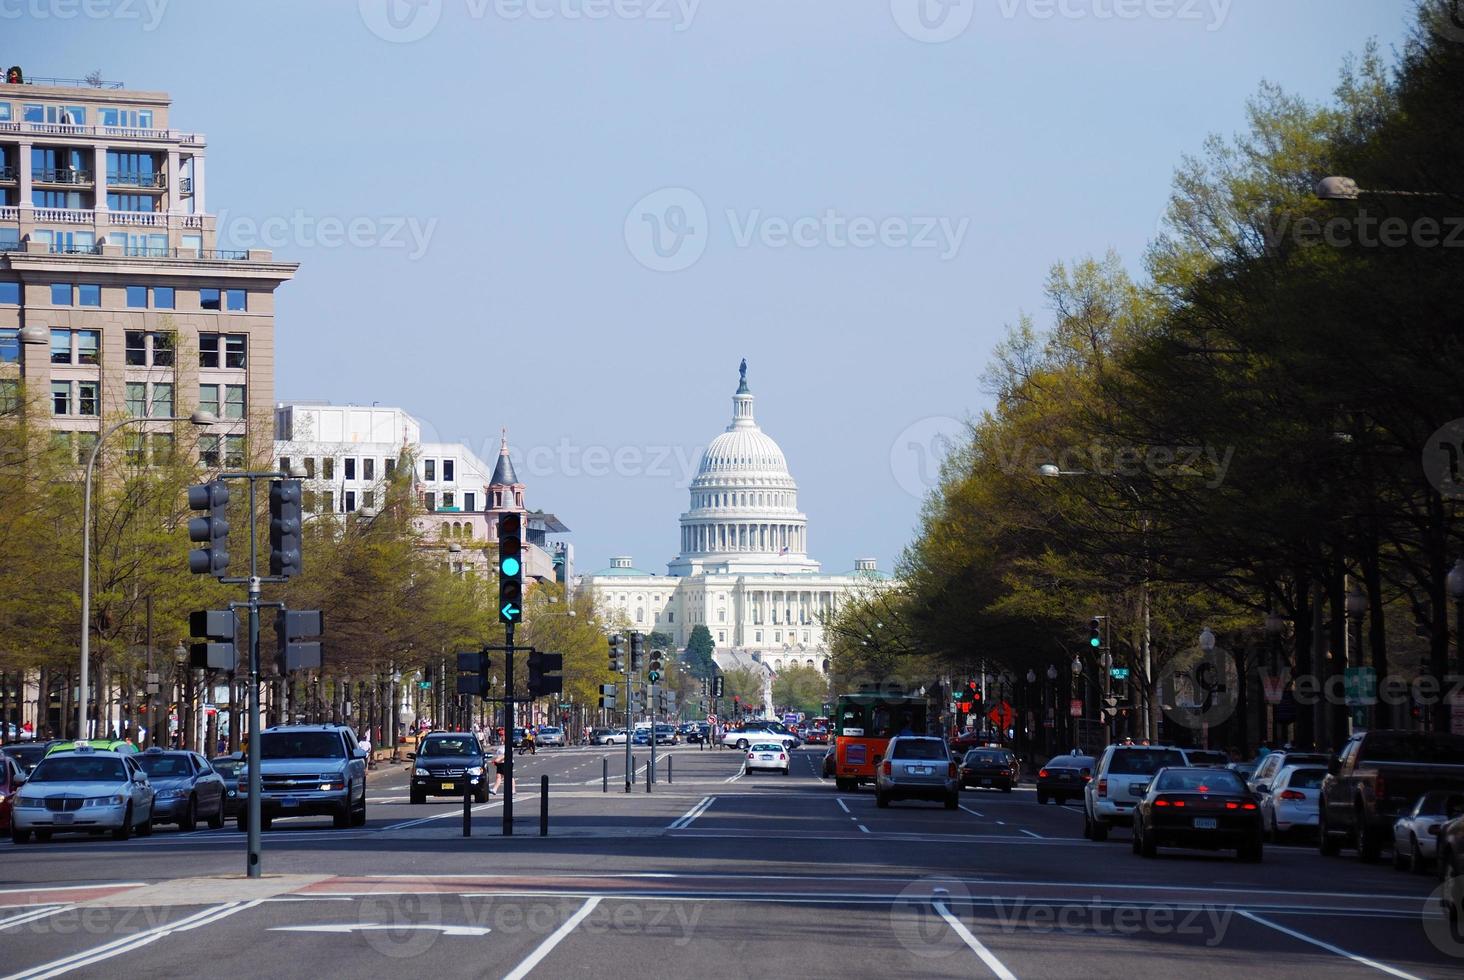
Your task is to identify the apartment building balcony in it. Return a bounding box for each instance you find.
[13,206,205,230]
[107,172,166,190]
[33,168,94,186]
[0,120,205,146]
[0,167,15,184]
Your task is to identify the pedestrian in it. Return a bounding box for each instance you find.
[490,742,505,795]
[358,730,374,770]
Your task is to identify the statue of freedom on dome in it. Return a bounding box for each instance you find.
[738,358,748,393]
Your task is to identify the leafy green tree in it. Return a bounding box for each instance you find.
[681,625,716,679]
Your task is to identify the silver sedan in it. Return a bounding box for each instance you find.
[11,749,154,842]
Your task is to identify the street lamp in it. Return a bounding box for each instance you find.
[18,325,50,346]
[78,411,217,739]
[1198,627,1216,653]
[1315,175,1446,201]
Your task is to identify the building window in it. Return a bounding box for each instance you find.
[635,609,645,623]
[123,432,146,466]
[344,458,356,480]
[223,435,245,469]
[154,287,174,309]
[754,631,762,643]
[321,457,334,480]
[199,333,220,367]
[279,456,291,473]
[151,433,174,465]
[442,492,455,509]
[50,329,71,364]
[107,193,157,213]
[424,492,436,511]
[0,282,18,305]
[225,335,246,368]
[0,328,17,363]
[151,382,174,417]
[320,490,334,512]
[224,385,245,420]
[464,491,475,511]
[78,284,100,307]
[153,332,174,366]
[0,378,20,412]
[424,459,436,481]
[384,458,395,477]
[303,457,316,478]
[76,330,99,365]
[125,382,146,417]
[344,491,357,512]
[198,384,219,417]
[126,285,148,308]
[199,435,221,468]
[131,330,154,366]
[443,459,455,481]
[225,289,246,311]
[363,458,375,481]
[77,382,98,417]
[51,382,70,416]
[667,612,675,623]
[362,490,374,509]
[200,288,221,311]
[718,631,726,643]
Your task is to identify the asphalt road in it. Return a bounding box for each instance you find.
[1,745,1457,979]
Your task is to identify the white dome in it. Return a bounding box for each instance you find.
[697,427,791,481]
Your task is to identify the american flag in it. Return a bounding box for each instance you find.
[780,545,789,555]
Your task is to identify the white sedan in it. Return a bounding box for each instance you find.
[1257,764,1324,840]
[1394,790,1464,873]
[722,729,798,751]
[744,742,790,775]
[602,729,629,745]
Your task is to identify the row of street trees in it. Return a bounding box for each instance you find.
[828,3,1464,755]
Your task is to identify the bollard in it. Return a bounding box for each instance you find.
[540,774,549,837]
[463,783,471,837]
[668,755,673,784]
[602,756,608,793]
[646,757,652,793]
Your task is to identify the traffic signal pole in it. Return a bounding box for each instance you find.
[503,623,514,836]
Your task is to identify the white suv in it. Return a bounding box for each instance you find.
[1083,744,1187,841]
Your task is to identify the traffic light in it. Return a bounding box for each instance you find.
[189,609,236,670]
[526,650,563,698]
[498,513,523,625]
[1089,618,1102,649]
[275,609,323,673]
[598,683,618,709]
[648,652,663,684]
[609,634,624,672]
[457,649,490,697]
[712,675,724,698]
[186,480,230,577]
[269,479,303,578]
[630,632,644,671]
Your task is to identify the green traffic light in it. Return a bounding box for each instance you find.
[1089,635,1101,647]
[501,556,520,576]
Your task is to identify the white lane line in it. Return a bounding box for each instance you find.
[0,906,68,931]
[1237,911,1423,980]
[382,798,503,831]
[723,771,744,784]
[668,797,716,830]
[1019,829,1042,839]
[0,883,147,896]
[502,896,601,980]
[933,899,1019,980]
[836,798,851,814]
[857,824,871,834]
[5,901,258,980]
[960,805,984,818]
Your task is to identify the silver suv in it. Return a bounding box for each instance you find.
[240,724,367,831]
[1083,744,1186,840]
[875,736,958,809]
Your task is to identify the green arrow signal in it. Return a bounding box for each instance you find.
[501,603,520,620]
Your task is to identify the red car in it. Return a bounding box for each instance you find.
[0,753,25,831]
[805,727,830,745]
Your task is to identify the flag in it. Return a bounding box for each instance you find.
[780,545,789,555]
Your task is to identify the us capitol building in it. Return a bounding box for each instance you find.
[585,363,894,676]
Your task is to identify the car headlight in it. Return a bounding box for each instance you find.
[319,782,344,791]
[158,788,188,799]
[466,767,484,776]
[415,768,430,777]
[84,794,127,807]
[14,794,43,808]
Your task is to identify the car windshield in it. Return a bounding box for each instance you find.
[1283,768,1326,789]
[892,739,947,760]
[421,737,479,756]
[540,728,562,735]
[4,746,47,767]
[1360,733,1464,764]
[136,754,192,777]
[1154,769,1246,793]
[31,756,127,782]
[1109,749,1186,774]
[966,750,1007,764]
[1417,791,1464,815]
[259,732,345,759]
[1186,751,1229,765]
[212,758,242,776]
[1046,756,1094,770]
[750,743,782,752]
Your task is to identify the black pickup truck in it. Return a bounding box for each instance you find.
[1319,730,1464,861]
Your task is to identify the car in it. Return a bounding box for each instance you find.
[134,748,227,830]
[679,723,710,744]
[821,744,836,779]
[632,728,652,746]
[510,728,531,748]
[589,728,617,746]
[722,724,799,751]
[10,746,154,843]
[536,727,566,748]
[1228,761,1258,783]
[2,723,33,741]
[960,747,1018,792]
[1130,766,1263,861]
[653,724,679,745]
[602,728,629,746]
[1256,765,1325,841]
[744,742,791,775]
[0,753,25,831]
[409,732,489,803]
[1393,791,1464,873]
[1180,748,1231,768]
[804,727,830,746]
[238,724,367,832]
[1083,744,1188,841]
[1320,730,1464,861]
[211,754,245,818]
[1036,753,1095,805]
[875,736,958,810]
[1,742,54,776]
[44,738,138,757]
[948,728,988,755]
[1248,750,1329,795]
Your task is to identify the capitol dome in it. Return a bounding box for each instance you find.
[668,363,820,576]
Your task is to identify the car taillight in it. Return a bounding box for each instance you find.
[1154,799,1169,807]
[1242,802,1257,810]
[1224,801,1240,809]
[1375,772,1386,800]
[1098,778,1107,797]
[882,760,891,776]
[747,753,755,760]
[779,754,786,760]
[1038,768,1049,779]
[1279,790,1306,801]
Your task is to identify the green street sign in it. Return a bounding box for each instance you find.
[1109,667,1130,680]
[1344,666,1376,706]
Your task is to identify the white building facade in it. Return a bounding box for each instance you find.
[585,366,893,675]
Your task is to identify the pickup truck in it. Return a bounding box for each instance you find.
[237,724,368,831]
[1319,729,1464,861]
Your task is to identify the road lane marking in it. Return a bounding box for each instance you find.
[271,923,491,936]
[669,796,716,830]
[0,883,146,896]
[1019,829,1042,838]
[857,824,870,834]
[0,906,68,931]
[502,896,601,980]
[381,799,506,831]
[1237,911,1422,980]
[836,798,851,814]
[934,899,1019,980]
[960,805,984,817]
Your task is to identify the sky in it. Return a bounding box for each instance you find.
[10,0,1417,576]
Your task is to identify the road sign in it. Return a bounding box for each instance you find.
[1109,667,1130,680]
[1344,666,1377,707]
[986,701,1014,730]
[1069,698,1083,717]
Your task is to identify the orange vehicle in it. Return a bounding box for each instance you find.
[831,693,929,791]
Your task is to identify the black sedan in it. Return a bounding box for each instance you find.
[1035,754,1094,805]
[211,754,245,818]
[959,748,1018,792]
[1131,766,1263,861]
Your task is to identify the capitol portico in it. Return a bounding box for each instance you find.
[586,363,894,675]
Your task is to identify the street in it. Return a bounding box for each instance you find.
[0,746,1453,979]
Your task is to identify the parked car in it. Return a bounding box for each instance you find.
[1393,791,1464,873]
[1256,765,1325,841]
[1036,754,1095,805]
[11,746,154,842]
[959,747,1018,792]
[211,754,245,818]
[1130,766,1263,861]
[0,753,25,831]
[744,742,791,775]
[409,731,489,803]
[875,736,958,810]
[1320,730,1464,861]
[1,742,53,776]
[134,748,227,830]
[1248,750,1329,795]
[536,727,566,748]
[1083,744,1188,841]
[237,724,367,832]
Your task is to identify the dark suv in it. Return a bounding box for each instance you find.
[410,732,488,803]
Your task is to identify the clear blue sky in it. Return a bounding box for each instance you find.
[14,0,1414,576]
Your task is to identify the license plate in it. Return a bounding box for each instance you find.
[981,779,992,785]
[441,782,455,790]
[1193,817,1217,830]
[1059,774,1071,781]
[281,798,300,808]
[911,766,932,775]
[759,756,772,761]
[53,812,74,824]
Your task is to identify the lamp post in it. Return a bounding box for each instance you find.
[1264,611,1284,742]
[1047,664,1058,752]
[78,411,217,740]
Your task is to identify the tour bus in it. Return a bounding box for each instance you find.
[831,692,929,791]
